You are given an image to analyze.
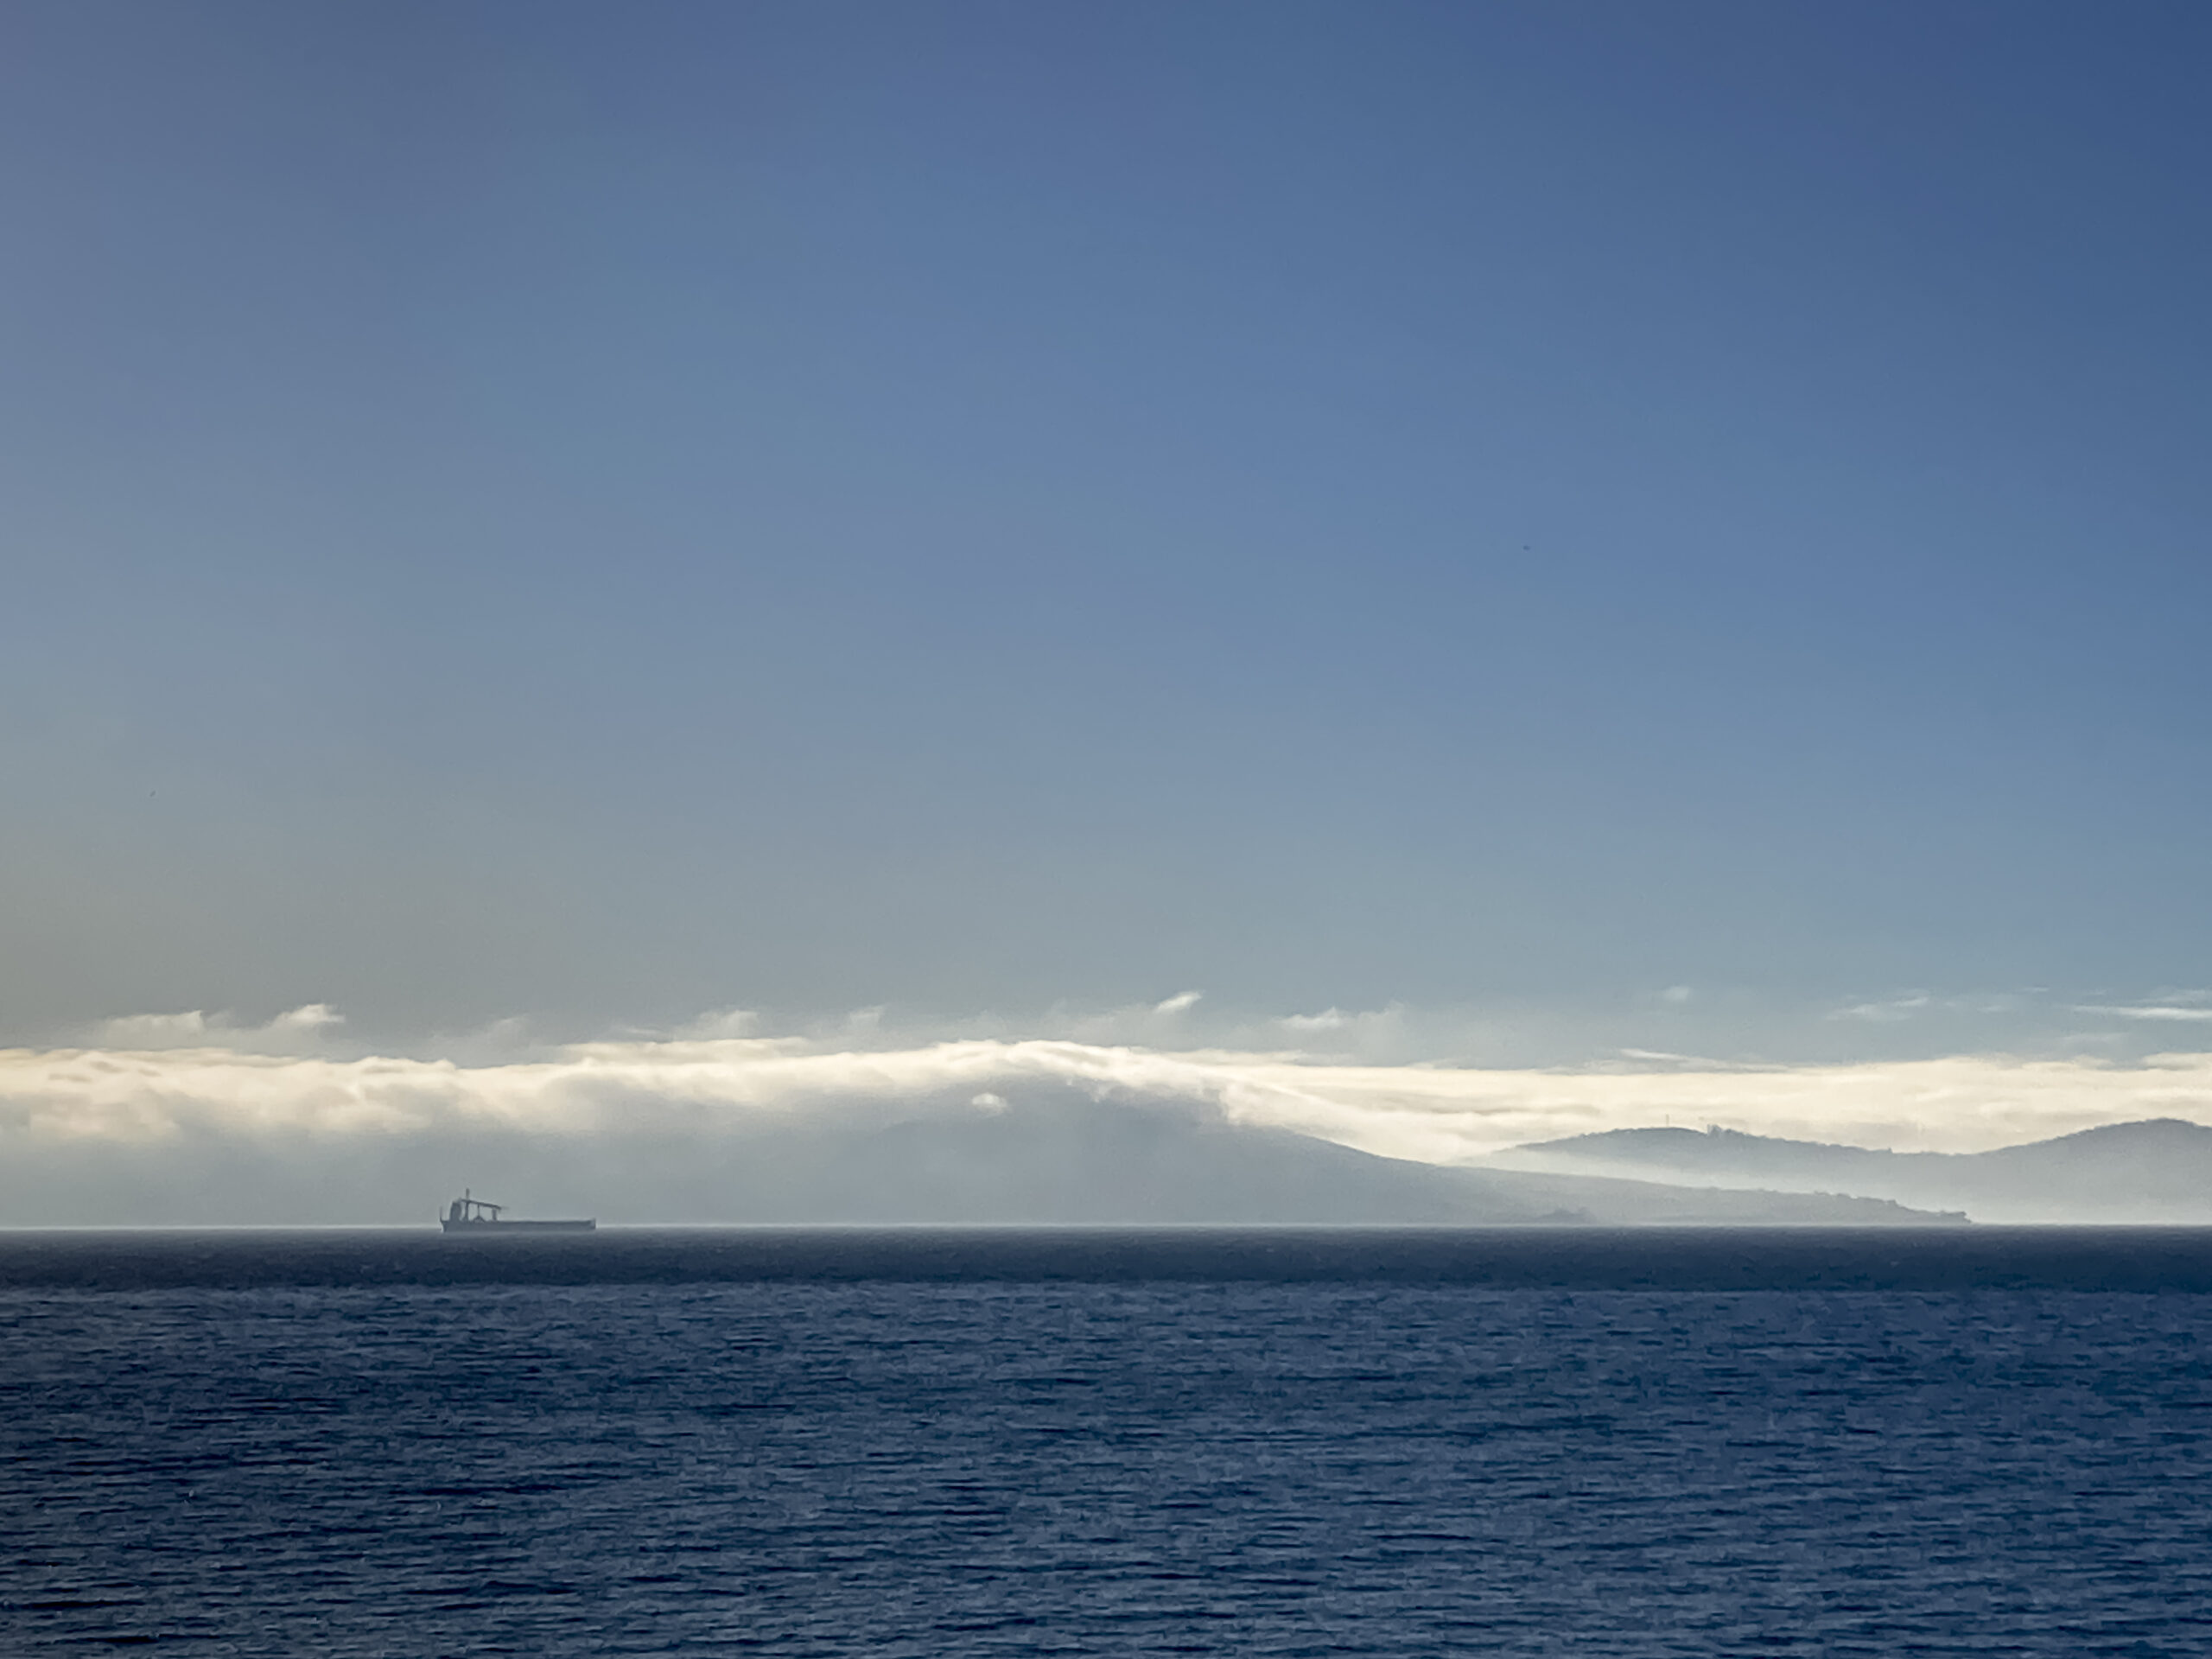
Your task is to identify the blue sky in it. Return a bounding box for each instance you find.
[6,1,2211,1056]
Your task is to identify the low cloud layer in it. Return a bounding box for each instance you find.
[8,1015,2212,1223]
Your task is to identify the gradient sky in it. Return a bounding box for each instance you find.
[6,1,2211,1058]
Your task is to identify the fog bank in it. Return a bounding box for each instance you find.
[5,1031,2210,1224]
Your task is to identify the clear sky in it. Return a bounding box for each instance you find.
[6,1,2211,1060]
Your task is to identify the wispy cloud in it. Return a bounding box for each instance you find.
[1274,1005,1407,1048]
[671,1007,762,1039]
[1829,994,1933,1024]
[89,1004,345,1052]
[2075,1004,2212,1022]
[1611,1048,1769,1071]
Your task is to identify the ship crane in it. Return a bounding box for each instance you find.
[447,1191,504,1224]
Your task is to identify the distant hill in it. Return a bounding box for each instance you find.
[607,1094,1963,1226]
[1492,1118,2212,1223]
[0,1088,1967,1227]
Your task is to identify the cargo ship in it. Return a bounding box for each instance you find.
[440,1192,595,1232]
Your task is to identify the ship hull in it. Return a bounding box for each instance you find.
[440,1218,596,1233]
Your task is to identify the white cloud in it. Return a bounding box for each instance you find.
[95,1011,212,1046]
[269,1003,344,1033]
[1830,994,1933,1023]
[90,1004,345,1052]
[1611,1048,1761,1071]
[1153,991,1204,1015]
[1271,1006,1412,1059]
[9,1029,2212,1169]
[2076,1004,2212,1022]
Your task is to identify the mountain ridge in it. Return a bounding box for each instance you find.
[1492,1117,2212,1222]
[0,1089,1970,1226]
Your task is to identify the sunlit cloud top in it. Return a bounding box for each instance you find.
[12,1011,2212,1165]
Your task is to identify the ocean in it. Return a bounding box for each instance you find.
[5,1229,2211,1655]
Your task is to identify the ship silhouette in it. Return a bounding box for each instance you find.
[440,1189,595,1233]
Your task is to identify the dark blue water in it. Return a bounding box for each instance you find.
[6,1231,2212,1656]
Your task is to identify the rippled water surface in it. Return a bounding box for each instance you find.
[6,1235,2212,1655]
